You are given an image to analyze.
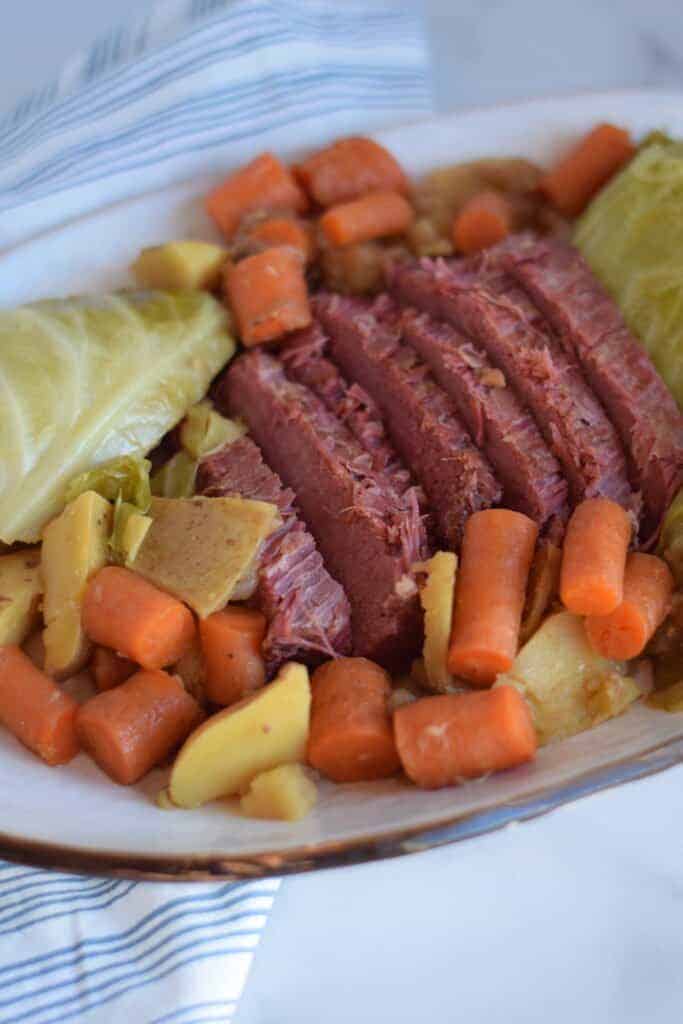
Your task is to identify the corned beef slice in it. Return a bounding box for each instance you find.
[390,258,637,518]
[501,235,683,545]
[315,293,501,549]
[280,322,430,566]
[216,351,423,668]
[399,306,568,530]
[197,435,352,670]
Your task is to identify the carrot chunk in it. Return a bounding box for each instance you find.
[539,123,635,217]
[560,498,632,616]
[77,669,202,784]
[0,645,79,765]
[92,647,137,692]
[295,136,408,207]
[306,657,400,783]
[225,246,312,346]
[448,510,538,686]
[82,566,196,670]
[320,190,414,247]
[240,216,314,263]
[452,190,514,254]
[585,552,674,660]
[206,152,308,238]
[199,606,267,706]
[394,685,537,788]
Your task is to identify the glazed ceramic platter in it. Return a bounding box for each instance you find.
[2,90,683,879]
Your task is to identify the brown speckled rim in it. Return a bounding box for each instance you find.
[1,737,681,881]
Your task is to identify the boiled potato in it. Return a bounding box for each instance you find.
[519,541,562,644]
[42,491,112,677]
[496,611,640,745]
[132,241,228,291]
[240,763,317,821]
[130,496,279,617]
[120,510,152,565]
[0,548,42,646]
[169,662,311,808]
[416,551,458,693]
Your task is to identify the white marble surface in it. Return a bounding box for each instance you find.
[2,3,683,1023]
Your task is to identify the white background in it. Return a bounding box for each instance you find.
[2,2,683,1022]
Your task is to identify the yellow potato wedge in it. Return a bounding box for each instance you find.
[240,763,317,821]
[0,548,42,647]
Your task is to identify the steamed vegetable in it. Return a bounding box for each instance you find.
[575,137,683,406]
[585,553,674,660]
[0,548,42,646]
[240,763,317,821]
[496,611,640,744]
[659,487,683,584]
[225,246,312,346]
[415,551,458,693]
[560,498,631,616]
[179,401,246,459]
[0,646,80,765]
[199,607,267,705]
[151,451,198,499]
[0,291,234,544]
[541,123,635,217]
[319,190,414,246]
[452,190,514,253]
[206,152,308,238]
[66,455,154,564]
[131,242,228,291]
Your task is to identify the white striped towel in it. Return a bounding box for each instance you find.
[0,1,433,1022]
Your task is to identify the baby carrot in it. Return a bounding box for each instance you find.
[320,190,414,247]
[206,152,308,238]
[77,669,202,784]
[294,136,409,207]
[199,606,267,706]
[92,647,137,692]
[394,685,537,789]
[225,245,312,346]
[448,510,539,686]
[585,552,674,660]
[539,123,635,217]
[240,216,314,263]
[452,190,514,254]
[560,498,632,616]
[0,646,79,765]
[82,566,196,670]
[307,657,400,783]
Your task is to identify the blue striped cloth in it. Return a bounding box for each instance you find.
[0,1,432,1021]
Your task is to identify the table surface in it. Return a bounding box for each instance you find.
[2,2,683,1022]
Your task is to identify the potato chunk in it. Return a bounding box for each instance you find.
[132,241,228,291]
[416,551,458,693]
[0,548,42,646]
[42,491,112,677]
[169,662,311,808]
[240,763,317,821]
[130,496,279,618]
[496,611,640,745]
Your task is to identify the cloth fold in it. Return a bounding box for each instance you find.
[0,1,433,1020]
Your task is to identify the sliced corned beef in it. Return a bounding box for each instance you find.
[315,293,502,549]
[390,258,638,519]
[215,351,423,668]
[280,322,430,566]
[500,235,683,545]
[399,306,568,531]
[197,435,352,670]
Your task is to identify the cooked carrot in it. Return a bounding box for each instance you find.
[448,510,538,686]
[560,498,632,616]
[539,123,635,217]
[585,553,674,660]
[320,190,414,247]
[294,136,408,207]
[394,685,537,788]
[452,190,514,254]
[0,645,79,765]
[92,647,137,692]
[77,669,202,784]
[82,566,196,670]
[225,245,311,346]
[241,216,314,263]
[199,606,267,706]
[307,657,400,783]
[206,152,308,238]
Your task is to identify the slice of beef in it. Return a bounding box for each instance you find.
[399,306,569,532]
[500,235,683,545]
[390,258,638,519]
[215,351,423,668]
[280,322,431,565]
[314,293,501,549]
[197,435,352,671]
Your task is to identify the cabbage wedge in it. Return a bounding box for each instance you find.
[0,290,235,543]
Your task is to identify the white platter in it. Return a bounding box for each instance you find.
[2,89,683,879]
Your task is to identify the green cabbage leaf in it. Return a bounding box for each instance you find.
[0,290,235,543]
